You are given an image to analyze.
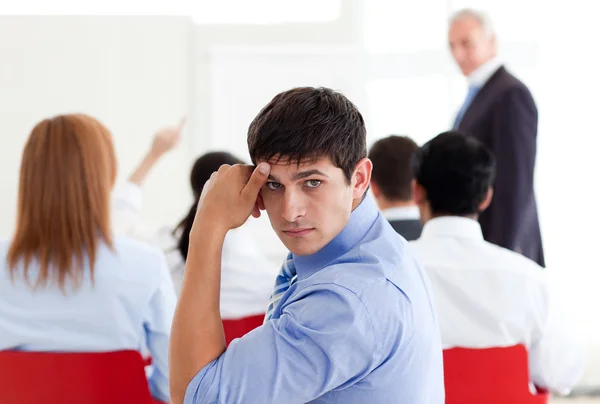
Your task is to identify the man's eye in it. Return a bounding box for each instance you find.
[267,182,283,191]
[305,180,322,188]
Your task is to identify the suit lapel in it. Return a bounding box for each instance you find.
[459,66,506,130]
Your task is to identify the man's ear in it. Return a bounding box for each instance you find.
[478,187,493,212]
[411,180,426,205]
[256,192,265,211]
[251,191,266,218]
[352,158,373,199]
[490,33,498,56]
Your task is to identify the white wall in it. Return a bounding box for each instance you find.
[0,16,192,238]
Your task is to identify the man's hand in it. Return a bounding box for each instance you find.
[193,163,271,235]
[150,118,185,158]
[128,118,185,186]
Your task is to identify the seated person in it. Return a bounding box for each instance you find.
[409,131,584,395]
[368,135,422,240]
[0,114,176,403]
[170,87,444,404]
[111,124,280,318]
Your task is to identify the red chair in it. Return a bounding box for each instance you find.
[443,345,549,404]
[222,314,265,345]
[144,314,265,367]
[0,350,165,404]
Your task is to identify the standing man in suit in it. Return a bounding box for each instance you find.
[449,8,544,266]
[368,135,422,241]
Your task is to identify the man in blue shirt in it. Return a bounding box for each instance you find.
[169,87,444,403]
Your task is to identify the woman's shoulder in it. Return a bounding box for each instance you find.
[91,236,171,289]
[108,235,170,274]
[113,234,163,255]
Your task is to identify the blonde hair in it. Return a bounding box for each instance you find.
[7,114,117,290]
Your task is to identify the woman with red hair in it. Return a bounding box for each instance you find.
[0,114,175,403]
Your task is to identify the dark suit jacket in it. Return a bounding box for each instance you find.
[457,66,545,267]
[388,219,422,242]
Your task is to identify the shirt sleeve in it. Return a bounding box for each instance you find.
[184,283,378,404]
[528,274,585,395]
[111,181,143,235]
[144,251,178,403]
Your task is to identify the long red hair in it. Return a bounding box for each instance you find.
[7,114,117,290]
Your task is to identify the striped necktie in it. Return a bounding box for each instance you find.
[264,253,297,322]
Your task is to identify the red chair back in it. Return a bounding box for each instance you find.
[222,314,264,345]
[443,345,549,404]
[0,350,163,404]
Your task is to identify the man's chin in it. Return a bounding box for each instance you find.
[279,237,323,257]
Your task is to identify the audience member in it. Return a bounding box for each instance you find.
[113,141,278,318]
[169,87,444,404]
[368,135,422,240]
[409,131,583,394]
[0,114,176,403]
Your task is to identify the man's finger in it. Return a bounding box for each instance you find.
[241,163,270,202]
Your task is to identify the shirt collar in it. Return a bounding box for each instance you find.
[420,216,483,240]
[293,194,379,280]
[382,205,420,222]
[468,57,502,88]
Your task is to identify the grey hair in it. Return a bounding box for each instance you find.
[450,8,494,38]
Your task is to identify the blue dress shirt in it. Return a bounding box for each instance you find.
[185,195,445,403]
[0,236,176,403]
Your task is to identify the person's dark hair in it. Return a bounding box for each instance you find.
[368,135,419,201]
[247,87,366,183]
[413,131,496,216]
[174,151,244,260]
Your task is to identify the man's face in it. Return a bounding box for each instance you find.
[259,156,363,256]
[448,17,496,76]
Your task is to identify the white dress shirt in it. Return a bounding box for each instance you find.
[0,237,176,403]
[112,181,280,319]
[468,56,503,88]
[409,216,584,395]
[381,205,420,222]
[111,181,143,235]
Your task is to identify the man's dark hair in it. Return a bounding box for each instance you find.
[368,135,419,201]
[413,131,496,216]
[247,87,366,182]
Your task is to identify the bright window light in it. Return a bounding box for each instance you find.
[364,0,448,53]
[192,0,341,25]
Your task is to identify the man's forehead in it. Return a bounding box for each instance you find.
[450,17,484,34]
[262,155,333,169]
[260,155,341,181]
